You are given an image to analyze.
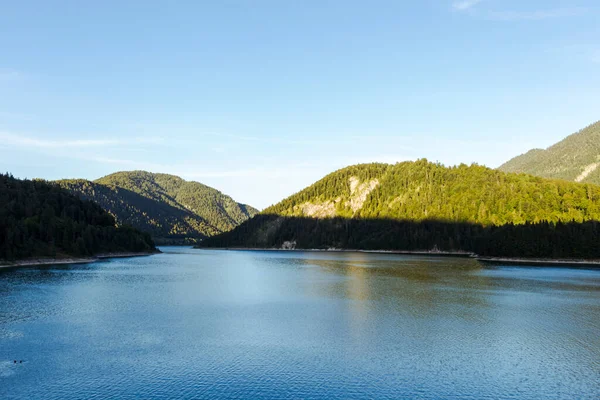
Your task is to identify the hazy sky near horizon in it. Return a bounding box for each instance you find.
[1,0,599,209]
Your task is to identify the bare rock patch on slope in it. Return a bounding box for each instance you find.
[296,176,379,218]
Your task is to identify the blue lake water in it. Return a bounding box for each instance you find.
[1,247,600,399]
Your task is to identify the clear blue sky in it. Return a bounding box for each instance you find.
[1,0,598,209]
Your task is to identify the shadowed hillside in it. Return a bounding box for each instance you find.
[200,160,600,259]
[58,171,258,243]
[201,215,600,259]
[0,174,156,261]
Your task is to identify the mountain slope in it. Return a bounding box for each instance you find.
[264,160,600,225]
[200,160,600,259]
[0,174,156,261]
[499,121,600,184]
[58,171,258,243]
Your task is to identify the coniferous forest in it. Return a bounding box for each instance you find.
[204,215,600,259]
[0,174,156,261]
[4,158,600,261]
[500,121,600,185]
[57,171,258,244]
[201,160,600,259]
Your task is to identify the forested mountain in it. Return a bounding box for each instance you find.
[0,174,156,261]
[201,160,600,259]
[57,171,258,243]
[265,160,600,224]
[499,121,600,185]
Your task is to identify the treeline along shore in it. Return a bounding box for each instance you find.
[198,215,600,261]
[0,173,157,262]
[198,160,600,262]
[6,156,600,266]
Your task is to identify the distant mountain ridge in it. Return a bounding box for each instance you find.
[499,121,600,184]
[200,160,600,259]
[58,171,258,243]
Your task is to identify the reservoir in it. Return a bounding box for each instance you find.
[1,247,599,399]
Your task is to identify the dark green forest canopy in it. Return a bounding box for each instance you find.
[202,160,600,259]
[0,174,156,260]
[203,215,600,259]
[58,171,258,242]
[500,120,600,185]
[267,160,600,225]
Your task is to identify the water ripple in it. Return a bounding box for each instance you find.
[1,247,599,399]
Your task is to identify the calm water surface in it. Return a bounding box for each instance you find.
[1,247,599,399]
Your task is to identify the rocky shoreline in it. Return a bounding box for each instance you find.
[197,247,600,267]
[476,257,600,267]
[0,251,159,270]
[197,247,473,256]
